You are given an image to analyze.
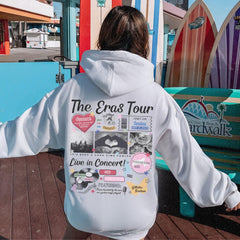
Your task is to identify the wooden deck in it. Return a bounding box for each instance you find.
[0,152,240,240]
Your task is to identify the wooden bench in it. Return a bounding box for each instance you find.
[156,87,240,217]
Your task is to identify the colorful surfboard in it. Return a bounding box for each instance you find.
[132,0,164,84]
[165,0,217,88]
[205,1,240,89]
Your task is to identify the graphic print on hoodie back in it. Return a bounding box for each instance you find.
[69,98,154,196]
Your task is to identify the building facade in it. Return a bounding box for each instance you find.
[0,0,53,54]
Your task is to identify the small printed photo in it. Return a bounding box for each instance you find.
[70,131,94,153]
[103,113,115,127]
[129,132,152,155]
[95,132,128,154]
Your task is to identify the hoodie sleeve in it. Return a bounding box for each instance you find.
[0,90,63,158]
[155,91,240,209]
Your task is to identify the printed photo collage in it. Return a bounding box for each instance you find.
[70,114,153,156]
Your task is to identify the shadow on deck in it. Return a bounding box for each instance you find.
[0,152,240,240]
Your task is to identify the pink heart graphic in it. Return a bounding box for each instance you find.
[72,114,96,133]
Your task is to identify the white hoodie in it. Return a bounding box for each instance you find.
[0,50,240,240]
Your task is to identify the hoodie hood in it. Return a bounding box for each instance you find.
[80,50,154,97]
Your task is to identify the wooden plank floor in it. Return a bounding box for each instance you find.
[0,152,240,240]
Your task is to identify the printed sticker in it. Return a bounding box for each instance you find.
[127,178,148,196]
[104,176,125,182]
[130,153,151,173]
[129,116,152,131]
[102,113,116,131]
[70,168,99,192]
[72,114,96,132]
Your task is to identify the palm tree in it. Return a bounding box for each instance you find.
[217,104,226,122]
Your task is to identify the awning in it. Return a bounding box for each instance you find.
[0,0,53,22]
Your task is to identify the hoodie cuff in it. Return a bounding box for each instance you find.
[225,191,240,209]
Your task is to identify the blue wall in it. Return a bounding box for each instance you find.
[0,62,71,123]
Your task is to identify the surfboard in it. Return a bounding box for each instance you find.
[132,0,164,84]
[79,0,123,72]
[205,1,240,89]
[165,0,217,88]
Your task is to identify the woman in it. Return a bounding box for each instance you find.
[0,6,240,240]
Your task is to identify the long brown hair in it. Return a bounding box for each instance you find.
[97,6,149,59]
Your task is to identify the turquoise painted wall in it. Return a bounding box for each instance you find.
[0,62,72,123]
